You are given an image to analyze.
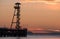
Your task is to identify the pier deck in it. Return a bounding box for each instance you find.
[0,28,27,37]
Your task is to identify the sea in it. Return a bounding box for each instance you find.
[0,35,60,39]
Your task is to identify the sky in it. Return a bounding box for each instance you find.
[0,0,60,31]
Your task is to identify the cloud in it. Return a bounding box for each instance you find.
[21,0,54,1]
[20,0,60,3]
[20,0,44,1]
[45,0,54,1]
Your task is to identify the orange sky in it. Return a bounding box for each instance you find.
[0,0,60,30]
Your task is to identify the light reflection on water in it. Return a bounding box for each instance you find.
[27,35,60,39]
[0,37,27,39]
[0,35,60,39]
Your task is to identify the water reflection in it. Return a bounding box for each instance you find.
[16,37,20,39]
[16,37,27,39]
[0,35,60,39]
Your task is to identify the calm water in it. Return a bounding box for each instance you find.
[0,35,60,39]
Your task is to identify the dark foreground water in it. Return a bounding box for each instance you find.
[0,35,60,39]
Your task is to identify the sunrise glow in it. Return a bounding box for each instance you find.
[0,0,60,32]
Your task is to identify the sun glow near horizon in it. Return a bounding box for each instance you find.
[1,0,60,30]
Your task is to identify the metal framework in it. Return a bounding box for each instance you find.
[10,2,21,30]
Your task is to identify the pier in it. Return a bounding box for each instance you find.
[0,2,27,37]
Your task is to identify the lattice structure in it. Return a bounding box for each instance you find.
[10,2,21,30]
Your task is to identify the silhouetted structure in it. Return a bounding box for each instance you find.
[10,2,21,29]
[0,2,27,37]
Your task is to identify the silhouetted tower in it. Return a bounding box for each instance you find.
[10,2,21,30]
